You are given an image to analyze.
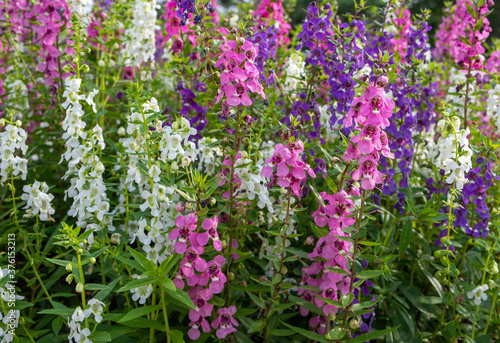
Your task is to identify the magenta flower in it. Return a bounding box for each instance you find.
[352,155,383,190]
[188,286,214,322]
[211,306,239,339]
[206,255,227,294]
[214,38,266,108]
[180,245,207,277]
[199,216,222,251]
[188,316,211,340]
[169,213,198,254]
[262,141,316,198]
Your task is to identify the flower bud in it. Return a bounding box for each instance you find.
[208,197,216,206]
[328,313,336,321]
[489,261,498,274]
[171,161,179,171]
[306,236,315,245]
[111,233,121,244]
[0,118,5,126]
[90,257,97,264]
[76,282,84,293]
[108,59,116,67]
[98,60,105,67]
[118,127,126,136]
[66,274,73,284]
[95,162,104,173]
[349,319,359,329]
[66,263,73,272]
[15,120,22,127]
[488,279,497,289]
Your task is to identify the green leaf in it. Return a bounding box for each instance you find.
[159,254,180,275]
[127,247,156,272]
[248,319,266,333]
[475,334,493,343]
[234,308,257,318]
[167,289,195,310]
[351,297,380,312]
[325,173,338,193]
[114,255,146,273]
[117,277,157,293]
[309,184,325,207]
[89,332,112,342]
[281,322,328,342]
[358,241,381,246]
[52,317,63,336]
[272,274,282,284]
[399,282,441,317]
[340,292,354,307]
[118,317,167,332]
[326,327,346,340]
[159,276,177,292]
[357,270,384,279]
[45,258,70,267]
[170,330,185,343]
[95,276,122,301]
[398,221,412,260]
[465,3,477,19]
[350,326,399,343]
[325,266,350,276]
[85,283,109,291]
[117,305,163,323]
[246,291,266,308]
[269,329,295,336]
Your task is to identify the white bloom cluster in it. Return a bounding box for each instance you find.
[319,105,339,142]
[130,274,153,304]
[158,117,197,163]
[486,84,500,134]
[68,299,105,343]
[61,77,111,243]
[21,181,55,221]
[66,0,94,27]
[0,121,28,185]
[467,284,489,306]
[234,155,274,213]
[435,116,473,190]
[65,125,113,243]
[122,0,159,66]
[117,98,201,264]
[284,52,305,92]
[0,268,24,343]
[61,78,88,166]
[196,137,223,174]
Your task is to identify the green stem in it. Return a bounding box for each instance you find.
[161,286,171,343]
[77,253,89,328]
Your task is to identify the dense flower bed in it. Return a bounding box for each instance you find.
[0,0,499,342]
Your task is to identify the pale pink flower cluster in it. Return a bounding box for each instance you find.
[215,39,266,115]
[261,140,316,198]
[343,85,395,190]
